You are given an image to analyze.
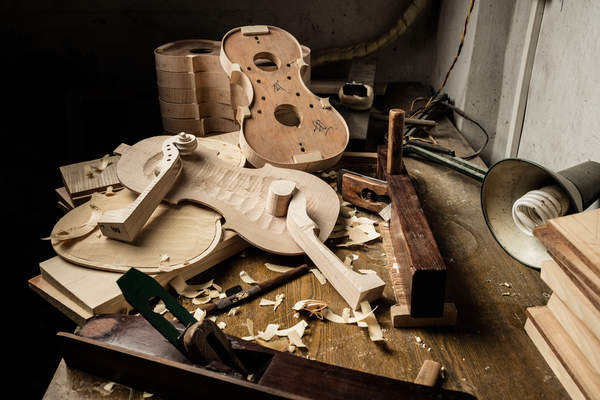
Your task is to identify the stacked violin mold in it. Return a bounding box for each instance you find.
[155,39,239,136]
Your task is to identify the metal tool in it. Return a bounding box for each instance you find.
[117,268,249,375]
[404,143,487,181]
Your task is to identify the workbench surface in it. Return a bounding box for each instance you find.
[42,115,567,399]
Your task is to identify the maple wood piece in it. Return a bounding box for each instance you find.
[98,134,196,242]
[287,192,385,309]
[59,155,121,199]
[155,39,222,73]
[265,180,295,217]
[220,25,349,172]
[58,315,475,399]
[415,360,442,387]
[525,306,600,400]
[116,135,339,255]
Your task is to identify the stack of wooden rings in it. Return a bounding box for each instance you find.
[155,39,239,136]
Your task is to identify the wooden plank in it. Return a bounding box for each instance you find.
[59,155,121,198]
[540,259,600,339]
[55,187,74,209]
[547,294,600,371]
[526,306,600,399]
[28,275,92,326]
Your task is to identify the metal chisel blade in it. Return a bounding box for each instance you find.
[117,268,197,351]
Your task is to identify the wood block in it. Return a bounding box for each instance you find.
[28,275,93,326]
[158,86,232,105]
[525,306,600,399]
[156,70,230,90]
[540,259,600,340]
[59,155,121,198]
[154,39,221,73]
[547,294,600,371]
[55,187,74,209]
[382,224,454,326]
[534,209,600,308]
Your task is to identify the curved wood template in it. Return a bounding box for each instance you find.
[51,189,222,274]
[220,25,349,172]
[117,135,339,255]
[155,39,222,73]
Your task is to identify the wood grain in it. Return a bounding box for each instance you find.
[155,39,222,73]
[220,25,349,171]
[59,155,121,198]
[116,135,339,255]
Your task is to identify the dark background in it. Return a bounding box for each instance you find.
[1,1,439,397]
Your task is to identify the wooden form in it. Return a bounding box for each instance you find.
[56,315,475,399]
[155,39,237,136]
[220,25,349,172]
[116,135,339,255]
[377,109,455,324]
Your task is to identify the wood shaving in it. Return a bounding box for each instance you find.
[143,392,154,398]
[319,170,337,179]
[239,270,258,284]
[293,299,328,319]
[256,337,289,351]
[358,269,377,274]
[288,345,296,353]
[500,282,512,288]
[310,268,327,285]
[105,186,115,196]
[260,298,276,306]
[340,205,357,218]
[287,330,306,348]
[293,312,300,319]
[342,308,351,323]
[217,321,226,329]
[42,203,102,241]
[103,382,116,393]
[169,275,203,298]
[256,323,279,341]
[322,307,376,324]
[378,203,392,221]
[193,308,206,323]
[276,320,309,338]
[160,254,170,263]
[208,316,217,322]
[218,293,226,299]
[356,301,383,341]
[502,292,511,296]
[227,307,240,316]
[245,319,254,337]
[212,283,222,292]
[208,289,221,299]
[265,263,294,273]
[93,154,111,172]
[192,295,211,305]
[153,301,167,315]
[85,165,94,178]
[335,215,381,247]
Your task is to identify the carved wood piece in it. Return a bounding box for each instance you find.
[286,192,385,309]
[116,135,339,255]
[265,180,295,217]
[220,25,349,171]
[387,109,405,175]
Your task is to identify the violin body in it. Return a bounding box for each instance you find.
[220,25,349,172]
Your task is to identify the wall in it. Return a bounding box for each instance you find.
[517,0,600,171]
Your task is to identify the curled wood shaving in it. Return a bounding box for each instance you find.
[160,254,170,263]
[103,382,116,392]
[42,203,102,241]
[239,270,258,284]
[153,301,167,315]
[322,307,377,324]
[188,279,214,291]
[265,263,294,273]
[256,337,289,351]
[93,154,111,172]
[319,170,337,179]
[192,295,211,305]
[260,293,285,310]
[356,301,383,341]
[335,215,381,247]
[169,275,203,298]
[227,306,240,316]
[217,321,226,329]
[143,392,154,398]
[105,186,115,196]
[276,320,309,338]
[293,299,328,319]
[310,268,327,285]
[256,323,279,341]
[193,308,207,323]
[287,330,306,348]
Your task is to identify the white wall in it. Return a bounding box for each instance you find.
[517,0,600,171]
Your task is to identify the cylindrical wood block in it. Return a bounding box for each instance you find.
[266,180,296,217]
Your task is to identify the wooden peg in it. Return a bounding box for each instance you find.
[287,192,385,309]
[386,109,405,175]
[266,180,296,217]
[98,133,197,242]
[414,360,442,387]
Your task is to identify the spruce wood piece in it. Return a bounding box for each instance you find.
[115,134,339,255]
[220,25,349,172]
[98,133,197,242]
[287,192,385,309]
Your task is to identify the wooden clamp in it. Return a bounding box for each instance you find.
[378,109,457,327]
[98,133,197,242]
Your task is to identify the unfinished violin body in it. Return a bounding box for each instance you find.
[220,25,349,172]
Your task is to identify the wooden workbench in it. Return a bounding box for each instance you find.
[41,117,568,399]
